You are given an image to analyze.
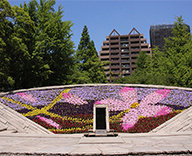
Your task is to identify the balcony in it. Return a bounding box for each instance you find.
[111,53,119,56]
[130,41,139,44]
[100,53,109,56]
[122,69,130,74]
[111,58,119,61]
[131,46,140,50]
[120,37,128,41]
[122,64,130,68]
[103,65,109,68]
[141,46,149,49]
[121,59,129,62]
[131,57,137,60]
[121,43,129,47]
[111,48,119,51]
[121,49,129,52]
[110,37,119,41]
[111,63,119,66]
[131,52,139,55]
[111,42,119,45]
[104,69,110,72]
[141,38,147,43]
[112,74,119,78]
[130,35,139,39]
[132,62,136,65]
[100,55,109,59]
[101,59,109,61]
[111,69,120,72]
[102,48,109,51]
[121,53,129,57]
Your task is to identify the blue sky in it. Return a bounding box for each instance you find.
[8,0,192,52]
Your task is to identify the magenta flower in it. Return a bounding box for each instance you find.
[62,93,72,98]
[95,101,102,105]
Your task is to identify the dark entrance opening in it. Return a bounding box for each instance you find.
[96,108,106,129]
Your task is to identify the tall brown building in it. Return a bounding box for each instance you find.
[99,28,151,82]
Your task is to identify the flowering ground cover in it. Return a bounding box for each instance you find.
[0,86,191,134]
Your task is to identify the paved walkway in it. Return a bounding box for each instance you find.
[0,132,192,155]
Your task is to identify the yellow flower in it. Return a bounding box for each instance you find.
[130,102,139,108]
[138,115,145,119]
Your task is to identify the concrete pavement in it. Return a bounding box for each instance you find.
[0,132,192,155]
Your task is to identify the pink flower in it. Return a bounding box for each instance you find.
[121,88,172,131]
[37,116,61,129]
[62,93,88,105]
[156,89,170,98]
[119,87,135,93]
[154,107,172,117]
[62,93,72,98]
[95,101,102,105]
[17,93,37,103]
[122,124,134,131]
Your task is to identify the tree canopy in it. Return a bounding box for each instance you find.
[0,0,75,91]
[115,16,192,88]
[69,25,107,84]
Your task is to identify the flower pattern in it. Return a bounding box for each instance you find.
[95,87,172,130]
[0,86,190,133]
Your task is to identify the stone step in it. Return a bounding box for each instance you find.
[0,102,53,134]
[150,106,192,133]
[0,129,17,133]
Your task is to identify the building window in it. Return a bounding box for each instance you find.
[122,63,130,67]
[111,58,119,61]
[120,37,128,41]
[131,57,137,60]
[111,63,119,66]
[111,53,119,56]
[121,59,129,62]
[110,37,118,40]
[102,48,109,51]
[121,53,129,57]
[131,52,139,55]
[101,53,109,56]
[121,49,129,52]
[111,48,119,51]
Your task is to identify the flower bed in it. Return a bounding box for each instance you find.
[0,85,191,134]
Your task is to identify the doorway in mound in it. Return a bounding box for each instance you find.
[93,104,110,132]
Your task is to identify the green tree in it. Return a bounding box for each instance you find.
[0,0,35,90]
[74,25,107,83]
[163,16,192,87]
[0,0,15,90]
[21,0,75,86]
[0,0,75,91]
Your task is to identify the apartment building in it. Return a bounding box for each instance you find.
[99,28,151,82]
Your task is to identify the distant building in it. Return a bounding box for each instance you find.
[99,28,151,83]
[150,24,190,49]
